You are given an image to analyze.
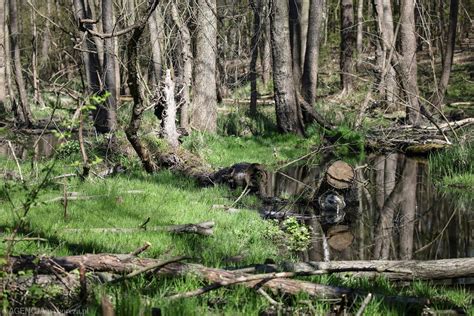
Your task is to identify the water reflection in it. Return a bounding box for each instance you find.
[265,154,473,261]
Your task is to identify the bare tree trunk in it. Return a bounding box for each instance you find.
[170,2,192,130]
[73,0,105,131]
[0,0,6,116]
[373,0,397,104]
[30,0,42,106]
[162,70,179,148]
[356,0,363,55]
[289,0,303,84]
[399,0,421,125]
[190,0,217,132]
[259,18,272,85]
[270,0,305,135]
[101,0,118,133]
[301,0,324,107]
[8,0,32,127]
[340,0,355,94]
[148,7,163,86]
[249,0,263,114]
[431,0,459,109]
[40,0,52,66]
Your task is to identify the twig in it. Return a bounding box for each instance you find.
[129,242,152,256]
[2,237,48,243]
[7,141,23,181]
[230,184,250,207]
[257,288,280,306]
[355,293,373,316]
[110,256,189,283]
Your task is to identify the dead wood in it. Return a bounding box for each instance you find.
[282,258,474,281]
[62,221,214,236]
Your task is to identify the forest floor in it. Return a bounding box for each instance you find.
[1,51,473,315]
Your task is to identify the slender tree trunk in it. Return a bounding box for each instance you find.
[249,0,262,114]
[8,0,32,126]
[40,0,52,67]
[101,0,118,133]
[340,0,355,94]
[30,0,42,106]
[0,0,6,116]
[259,18,272,85]
[356,0,363,55]
[431,0,459,109]
[399,0,421,125]
[399,159,417,260]
[301,0,324,107]
[148,7,163,86]
[170,2,192,130]
[270,0,305,135]
[190,0,218,132]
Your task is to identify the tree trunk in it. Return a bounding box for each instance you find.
[270,0,305,135]
[356,0,363,55]
[162,70,179,148]
[431,0,459,109]
[148,7,163,87]
[190,0,218,132]
[340,0,355,94]
[301,0,325,108]
[399,0,421,125]
[0,0,6,116]
[259,17,272,85]
[30,0,42,106]
[289,0,303,84]
[72,0,105,132]
[102,0,117,133]
[399,158,417,260]
[249,0,263,114]
[40,0,52,66]
[170,2,192,130]
[8,0,32,127]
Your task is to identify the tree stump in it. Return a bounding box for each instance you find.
[325,160,354,190]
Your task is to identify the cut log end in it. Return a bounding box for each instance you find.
[326,161,355,190]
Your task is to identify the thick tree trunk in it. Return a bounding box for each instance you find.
[431,0,459,109]
[190,0,217,132]
[270,0,305,135]
[399,0,421,125]
[340,0,355,94]
[8,0,32,126]
[301,0,325,108]
[170,2,192,130]
[102,0,118,133]
[40,0,52,66]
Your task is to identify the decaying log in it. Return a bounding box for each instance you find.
[62,221,214,236]
[282,258,474,281]
[325,161,354,190]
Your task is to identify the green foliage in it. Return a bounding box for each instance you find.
[264,217,311,253]
[327,124,366,157]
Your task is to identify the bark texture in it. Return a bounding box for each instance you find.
[340,0,355,94]
[190,0,218,132]
[270,0,305,135]
[301,0,325,107]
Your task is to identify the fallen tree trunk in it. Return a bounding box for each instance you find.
[62,221,214,236]
[282,258,474,280]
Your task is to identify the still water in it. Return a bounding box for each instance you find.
[261,154,473,261]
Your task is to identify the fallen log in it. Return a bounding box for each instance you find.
[62,221,215,236]
[282,258,474,281]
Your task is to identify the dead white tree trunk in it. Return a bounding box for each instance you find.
[162,69,179,148]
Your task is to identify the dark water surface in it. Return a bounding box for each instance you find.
[262,154,473,261]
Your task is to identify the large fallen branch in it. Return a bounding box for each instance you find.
[282,258,474,281]
[62,221,214,236]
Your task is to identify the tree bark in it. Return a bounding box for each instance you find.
[399,0,421,125]
[431,0,459,109]
[170,2,192,130]
[0,0,6,116]
[340,0,355,94]
[301,0,325,108]
[356,0,363,55]
[270,0,305,135]
[102,0,118,132]
[249,0,262,115]
[162,70,179,148]
[8,0,32,126]
[190,0,218,132]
